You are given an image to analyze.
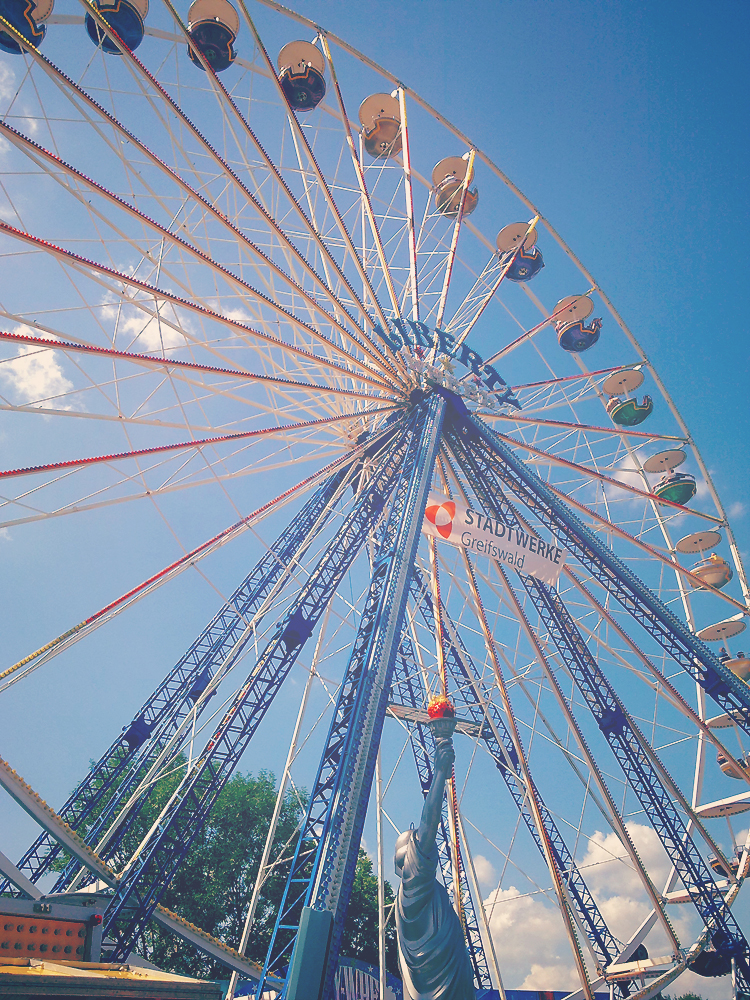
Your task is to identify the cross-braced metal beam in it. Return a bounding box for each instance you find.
[447,409,750,988]
[100,410,418,960]
[258,394,446,999]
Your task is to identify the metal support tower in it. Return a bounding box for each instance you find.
[447,412,750,988]
[0,438,380,896]
[258,393,446,1000]
[100,412,418,960]
[456,412,750,734]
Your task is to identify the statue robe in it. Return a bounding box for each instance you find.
[395,830,475,1000]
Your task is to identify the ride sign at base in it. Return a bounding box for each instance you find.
[423,492,567,584]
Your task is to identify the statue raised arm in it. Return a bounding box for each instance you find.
[394,735,475,1000]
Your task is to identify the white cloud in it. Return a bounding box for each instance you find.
[580,822,672,907]
[522,962,581,990]
[119,313,187,352]
[0,527,10,542]
[484,885,577,988]
[473,854,497,889]
[728,501,746,520]
[0,62,15,103]
[578,822,700,954]
[0,335,74,406]
[607,452,646,491]
[482,824,712,991]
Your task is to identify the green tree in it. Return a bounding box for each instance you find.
[662,993,708,1000]
[139,768,302,978]
[54,762,399,980]
[340,849,399,977]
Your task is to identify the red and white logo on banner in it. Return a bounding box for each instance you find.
[424,499,456,540]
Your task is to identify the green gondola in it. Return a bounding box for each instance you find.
[606,394,653,426]
[654,472,696,505]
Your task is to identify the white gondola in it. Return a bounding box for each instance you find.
[432,155,478,217]
[358,93,402,159]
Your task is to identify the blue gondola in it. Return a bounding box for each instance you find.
[0,0,48,54]
[188,666,216,704]
[85,0,146,53]
[278,40,326,112]
[504,244,544,283]
[123,714,154,750]
[557,316,602,352]
[187,0,238,73]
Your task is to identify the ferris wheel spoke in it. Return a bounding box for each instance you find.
[319,36,405,327]
[512,367,635,393]
[0,225,397,392]
[396,89,419,323]
[0,406,394,483]
[482,410,686,443]
[1,124,391,382]
[0,400,216,433]
[444,253,499,336]
[0,330,397,410]
[0,419,403,693]
[0,442,347,529]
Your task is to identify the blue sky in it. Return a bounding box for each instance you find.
[1,1,749,994]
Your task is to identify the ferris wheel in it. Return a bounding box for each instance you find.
[0,2,749,999]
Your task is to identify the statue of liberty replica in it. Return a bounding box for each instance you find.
[394,698,475,1000]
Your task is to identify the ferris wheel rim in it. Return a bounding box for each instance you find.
[1,6,748,997]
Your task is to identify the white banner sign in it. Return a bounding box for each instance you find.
[422,492,567,585]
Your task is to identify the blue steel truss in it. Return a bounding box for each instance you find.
[257,393,446,1000]
[101,410,419,960]
[404,569,621,976]
[391,625,494,991]
[447,409,750,986]
[11,384,747,995]
[0,428,395,899]
[456,410,750,736]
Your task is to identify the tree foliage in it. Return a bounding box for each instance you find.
[56,761,399,980]
[139,768,302,978]
[342,849,399,977]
